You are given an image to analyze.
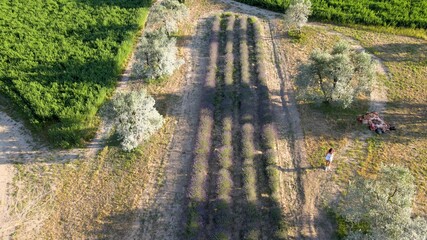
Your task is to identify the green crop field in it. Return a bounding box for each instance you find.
[0,0,151,147]
[236,0,427,28]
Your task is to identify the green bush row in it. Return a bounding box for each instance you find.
[250,17,287,238]
[239,16,261,239]
[0,0,151,147]
[213,15,235,238]
[236,0,427,28]
[186,16,220,238]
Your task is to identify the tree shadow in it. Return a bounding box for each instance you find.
[175,35,194,48]
[270,93,427,144]
[91,209,141,240]
[368,43,427,63]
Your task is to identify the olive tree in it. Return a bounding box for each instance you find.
[132,29,183,81]
[296,41,375,108]
[104,90,164,151]
[150,0,188,35]
[284,0,312,34]
[339,165,427,239]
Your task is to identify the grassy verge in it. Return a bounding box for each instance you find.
[330,25,427,215]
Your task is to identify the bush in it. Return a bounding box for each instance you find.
[284,0,312,34]
[251,17,286,237]
[104,90,163,151]
[188,111,214,201]
[150,0,188,35]
[338,164,427,239]
[132,29,183,81]
[224,15,236,88]
[187,15,221,237]
[239,17,250,86]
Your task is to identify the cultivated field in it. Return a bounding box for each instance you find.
[1,0,426,239]
[186,13,285,239]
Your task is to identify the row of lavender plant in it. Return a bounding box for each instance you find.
[186,15,221,239]
[212,14,236,239]
[250,17,286,238]
[239,16,261,239]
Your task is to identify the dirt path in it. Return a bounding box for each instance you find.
[0,108,86,237]
[123,14,211,240]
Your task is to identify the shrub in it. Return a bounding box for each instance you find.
[103,90,163,151]
[284,0,312,34]
[296,41,375,108]
[224,15,236,88]
[250,17,273,124]
[132,29,183,81]
[188,110,214,201]
[150,0,188,35]
[239,17,250,86]
[242,123,257,202]
[217,169,233,202]
[338,164,427,239]
[251,17,286,237]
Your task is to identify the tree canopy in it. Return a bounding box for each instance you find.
[296,41,375,108]
[284,0,312,34]
[338,165,427,239]
[103,90,164,151]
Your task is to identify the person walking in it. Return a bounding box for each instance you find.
[325,148,334,171]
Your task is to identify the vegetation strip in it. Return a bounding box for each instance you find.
[186,15,220,238]
[212,14,236,239]
[250,17,286,238]
[230,15,244,240]
[238,16,261,239]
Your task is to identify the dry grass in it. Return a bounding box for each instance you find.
[280,21,427,216]
[330,26,427,215]
[11,117,175,239]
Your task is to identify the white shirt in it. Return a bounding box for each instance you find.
[325,153,333,161]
